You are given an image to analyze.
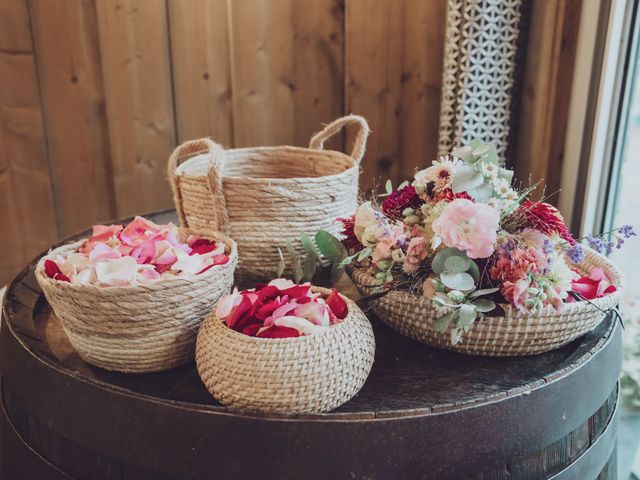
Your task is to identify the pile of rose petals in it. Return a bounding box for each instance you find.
[215,278,348,338]
[569,268,617,301]
[44,216,229,287]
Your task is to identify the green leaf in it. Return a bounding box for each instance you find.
[385,179,393,194]
[450,327,463,345]
[452,165,484,194]
[474,143,498,164]
[433,311,455,333]
[339,254,354,267]
[467,260,480,282]
[315,230,346,258]
[357,246,373,262]
[468,287,499,299]
[286,241,298,260]
[276,248,286,277]
[468,182,493,202]
[444,255,471,274]
[302,255,317,282]
[432,247,467,274]
[471,298,496,313]
[468,138,483,150]
[300,233,320,260]
[498,167,514,184]
[329,262,343,284]
[398,180,409,189]
[440,271,475,291]
[451,146,475,163]
[457,303,477,332]
[293,256,303,283]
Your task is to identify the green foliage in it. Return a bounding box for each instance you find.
[277,230,348,286]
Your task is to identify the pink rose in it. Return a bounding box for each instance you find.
[431,198,500,259]
[372,240,392,263]
[403,237,428,273]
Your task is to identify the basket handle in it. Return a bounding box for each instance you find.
[308,114,370,164]
[167,138,230,233]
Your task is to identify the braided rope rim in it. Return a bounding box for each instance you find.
[348,247,623,356]
[195,287,376,414]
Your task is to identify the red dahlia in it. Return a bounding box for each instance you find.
[382,185,424,219]
[518,200,575,244]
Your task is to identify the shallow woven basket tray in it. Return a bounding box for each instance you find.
[35,232,238,373]
[168,115,369,285]
[348,247,623,356]
[195,287,376,414]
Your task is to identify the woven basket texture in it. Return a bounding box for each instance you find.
[168,115,369,285]
[195,287,376,414]
[35,232,238,373]
[348,247,623,356]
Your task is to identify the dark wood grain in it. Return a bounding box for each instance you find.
[0,209,622,479]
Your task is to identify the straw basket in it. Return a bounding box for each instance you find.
[167,115,369,285]
[35,232,238,373]
[195,287,376,414]
[348,248,623,356]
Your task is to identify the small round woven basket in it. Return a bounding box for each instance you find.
[348,248,623,356]
[167,115,369,285]
[35,232,238,373]
[195,287,376,414]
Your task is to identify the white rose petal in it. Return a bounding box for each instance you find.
[95,257,138,286]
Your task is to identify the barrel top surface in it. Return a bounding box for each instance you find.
[1,210,619,421]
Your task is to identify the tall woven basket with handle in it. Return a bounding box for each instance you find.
[348,247,623,356]
[167,115,369,284]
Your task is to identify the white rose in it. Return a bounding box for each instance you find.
[354,202,378,242]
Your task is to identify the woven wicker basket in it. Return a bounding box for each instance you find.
[348,248,623,356]
[195,287,376,414]
[35,232,238,373]
[167,115,369,284]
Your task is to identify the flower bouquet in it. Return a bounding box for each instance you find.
[196,279,375,414]
[343,140,628,356]
[35,216,238,372]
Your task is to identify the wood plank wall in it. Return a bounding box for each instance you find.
[0,0,448,285]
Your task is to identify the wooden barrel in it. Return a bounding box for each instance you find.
[0,210,622,480]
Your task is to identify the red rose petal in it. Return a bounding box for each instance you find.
[44,259,61,278]
[190,240,218,255]
[242,323,262,337]
[257,326,300,339]
[325,289,348,319]
[280,285,311,300]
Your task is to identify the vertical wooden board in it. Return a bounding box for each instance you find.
[229,0,345,150]
[30,0,115,234]
[228,0,295,147]
[290,0,345,150]
[168,0,234,147]
[0,0,58,285]
[398,0,447,181]
[345,0,403,193]
[96,0,176,217]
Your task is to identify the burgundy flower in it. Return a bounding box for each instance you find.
[518,201,575,244]
[44,260,70,282]
[435,187,474,203]
[337,215,361,250]
[382,185,424,219]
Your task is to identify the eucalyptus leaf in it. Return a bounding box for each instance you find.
[385,179,393,194]
[468,287,500,299]
[443,255,470,274]
[285,241,298,261]
[303,255,317,281]
[474,143,497,164]
[471,298,496,313]
[300,233,320,260]
[357,246,374,262]
[339,254,354,267]
[432,247,467,275]
[468,182,493,203]
[468,138,483,150]
[276,247,286,277]
[398,180,409,189]
[293,256,303,283]
[498,167,514,184]
[467,260,480,282]
[451,146,475,163]
[440,271,475,291]
[433,311,455,333]
[450,327,463,345]
[315,230,345,258]
[452,165,484,193]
